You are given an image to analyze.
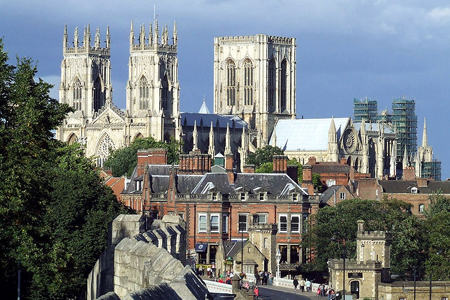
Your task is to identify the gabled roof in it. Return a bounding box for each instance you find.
[379,180,450,194]
[271,118,350,151]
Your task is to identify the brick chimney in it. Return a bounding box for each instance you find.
[402,167,415,181]
[308,157,317,165]
[137,148,168,176]
[243,165,255,173]
[179,150,212,175]
[225,154,235,184]
[302,165,315,195]
[340,157,348,165]
[417,178,428,188]
[287,164,298,183]
[273,155,288,173]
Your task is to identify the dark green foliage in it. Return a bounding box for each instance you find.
[246,145,283,168]
[302,198,425,276]
[0,40,129,299]
[312,173,323,191]
[104,136,181,177]
[255,161,273,173]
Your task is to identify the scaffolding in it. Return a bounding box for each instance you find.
[353,98,378,123]
[391,98,417,158]
[421,160,442,181]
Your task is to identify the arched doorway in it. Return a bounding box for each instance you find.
[350,280,360,299]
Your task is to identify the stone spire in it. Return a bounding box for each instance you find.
[154,19,159,45]
[148,23,153,45]
[95,28,101,49]
[327,117,338,162]
[360,118,369,174]
[74,27,79,48]
[389,141,397,177]
[402,146,408,169]
[106,26,110,48]
[225,123,232,155]
[84,24,91,48]
[130,21,135,47]
[139,24,145,46]
[193,120,198,151]
[63,24,68,49]
[208,121,215,157]
[422,117,428,147]
[173,21,178,46]
[272,130,277,147]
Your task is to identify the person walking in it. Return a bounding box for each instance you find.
[300,278,305,292]
[306,279,311,292]
[254,286,259,299]
[293,277,299,291]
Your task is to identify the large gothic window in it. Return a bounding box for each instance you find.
[96,134,115,167]
[268,58,276,112]
[244,59,253,106]
[226,60,236,106]
[73,79,82,111]
[139,76,149,110]
[162,74,171,114]
[280,59,287,112]
[94,76,104,112]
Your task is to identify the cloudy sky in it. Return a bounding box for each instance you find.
[2,0,450,178]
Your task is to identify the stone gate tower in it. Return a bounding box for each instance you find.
[213,34,296,149]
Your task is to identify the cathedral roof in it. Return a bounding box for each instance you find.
[198,99,211,114]
[181,112,246,129]
[271,118,349,151]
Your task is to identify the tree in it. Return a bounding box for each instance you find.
[104,136,181,177]
[0,40,129,299]
[302,198,425,275]
[312,173,323,191]
[246,145,284,169]
[255,161,273,173]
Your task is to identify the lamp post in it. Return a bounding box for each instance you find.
[276,248,281,283]
[240,221,244,274]
[331,238,346,299]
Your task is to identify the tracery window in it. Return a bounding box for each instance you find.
[139,76,149,110]
[73,79,82,111]
[94,76,103,111]
[280,59,287,112]
[96,134,115,167]
[268,58,276,111]
[226,60,236,106]
[244,60,253,105]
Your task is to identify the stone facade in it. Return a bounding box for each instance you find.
[214,34,297,149]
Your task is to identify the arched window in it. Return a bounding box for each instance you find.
[280,59,287,112]
[67,133,77,145]
[96,134,115,167]
[73,79,82,111]
[139,76,149,110]
[244,60,253,106]
[162,74,171,114]
[268,58,276,112]
[226,60,236,106]
[94,76,103,111]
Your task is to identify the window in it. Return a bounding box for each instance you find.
[226,60,236,106]
[327,179,336,187]
[411,187,418,194]
[212,192,218,201]
[240,193,246,201]
[222,214,229,233]
[198,214,207,233]
[253,213,267,225]
[139,76,149,110]
[280,59,287,112]
[268,58,276,111]
[259,192,266,201]
[441,297,448,300]
[419,204,425,213]
[264,238,268,249]
[210,214,220,233]
[244,59,253,106]
[73,78,82,111]
[292,193,298,202]
[291,215,300,233]
[339,192,346,200]
[94,76,103,111]
[238,214,248,232]
[279,215,288,232]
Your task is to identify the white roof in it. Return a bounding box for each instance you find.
[271,118,350,151]
[198,99,211,114]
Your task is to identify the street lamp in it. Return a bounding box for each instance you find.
[276,248,281,282]
[331,238,346,299]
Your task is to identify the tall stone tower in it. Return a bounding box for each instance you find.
[213,34,296,149]
[126,21,180,142]
[59,24,112,121]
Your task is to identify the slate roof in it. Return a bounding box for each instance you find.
[181,112,247,129]
[223,241,245,258]
[319,185,342,203]
[379,180,450,194]
[311,163,351,174]
[271,118,349,151]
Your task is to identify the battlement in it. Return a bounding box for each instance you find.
[357,231,393,241]
[215,34,295,45]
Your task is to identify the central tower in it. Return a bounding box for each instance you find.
[213,34,296,149]
[126,20,180,142]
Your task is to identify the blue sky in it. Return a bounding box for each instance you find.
[2,0,449,178]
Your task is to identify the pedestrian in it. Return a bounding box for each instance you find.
[254,286,259,299]
[306,279,311,292]
[300,278,305,292]
[293,277,299,291]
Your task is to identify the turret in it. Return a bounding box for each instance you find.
[94,28,101,49]
[422,117,428,147]
[193,120,198,151]
[106,26,110,48]
[327,116,338,162]
[208,122,215,157]
[154,19,159,45]
[148,23,153,45]
[173,21,178,46]
[225,123,232,156]
[63,24,68,50]
[74,27,79,48]
[129,21,135,47]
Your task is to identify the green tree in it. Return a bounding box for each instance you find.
[255,161,273,173]
[246,145,284,168]
[104,136,181,177]
[0,40,129,299]
[312,173,323,191]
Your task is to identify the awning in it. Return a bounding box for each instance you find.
[195,243,208,253]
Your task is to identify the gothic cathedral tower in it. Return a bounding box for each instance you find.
[126,21,180,142]
[213,34,296,149]
[59,24,112,121]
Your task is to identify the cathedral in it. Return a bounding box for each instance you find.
[56,22,298,167]
[56,22,180,166]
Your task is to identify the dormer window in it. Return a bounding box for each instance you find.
[240,193,246,201]
[212,192,219,201]
[292,193,298,202]
[411,187,418,194]
[259,192,266,201]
